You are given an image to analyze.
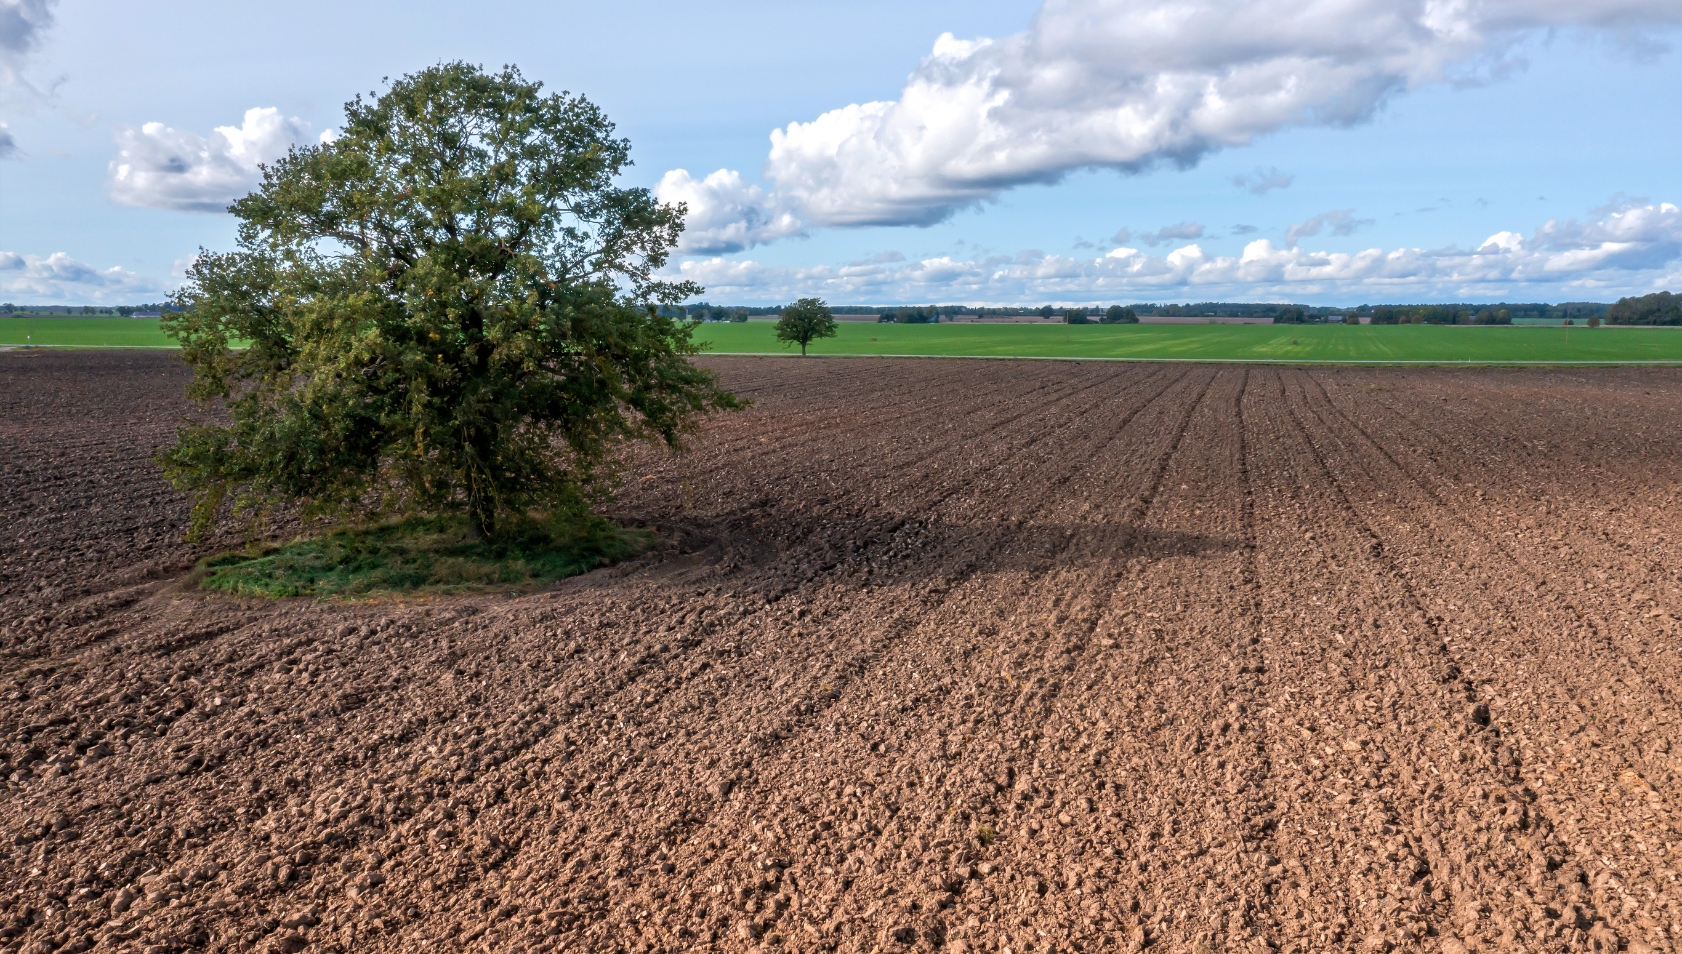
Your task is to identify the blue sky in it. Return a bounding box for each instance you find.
[2,0,1680,306]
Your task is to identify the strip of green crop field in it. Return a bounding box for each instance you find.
[7,315,1681,364]
[0,317,176,348]
[695,319,1682,364]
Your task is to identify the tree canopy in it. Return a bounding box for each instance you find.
[775,297,838,354]
[159,63,737,541]
[1607,291,1681,325]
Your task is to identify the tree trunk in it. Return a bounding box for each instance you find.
[465,427,497,542]
[466,496,494,542]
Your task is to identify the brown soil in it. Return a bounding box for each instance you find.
[4,350,1682,954]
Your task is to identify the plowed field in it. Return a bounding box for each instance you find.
[4,350,1682,954]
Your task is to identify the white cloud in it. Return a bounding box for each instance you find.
[0,250,166,303]
[1233,166,1294,195]
[1285,209,1376,246]
[670,199,1682,303]
[653,169,804,254]
[0,0,54,89]
[108,106,311,213]
[676,0,1682,241]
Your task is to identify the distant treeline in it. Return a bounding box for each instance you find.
[672,300,1647,324]
[677,303,782,322]
[1606,292,1682,325]
[1142,302,1332,320]
[1,304,173,316]
[1358,302,1612,325]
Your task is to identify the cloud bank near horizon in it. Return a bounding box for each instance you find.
[8,199,1677,305]
[660,0,1682,252]
[0,250,165,302]
[667,200,1682,304]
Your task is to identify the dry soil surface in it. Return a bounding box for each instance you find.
[4,350,1682,954]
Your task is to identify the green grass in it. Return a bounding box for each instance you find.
[695,320,1682,364]
[0,316,176,348]
[198,514,650,599]
[9,314,1682,364]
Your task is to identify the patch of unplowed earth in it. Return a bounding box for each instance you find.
[4,350,1682,954]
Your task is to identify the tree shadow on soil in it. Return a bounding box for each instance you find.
[638,508,1242,591]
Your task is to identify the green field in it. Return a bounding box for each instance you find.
[6,315,1682,364]
[696,320,1682,364]
[0,316,176,348]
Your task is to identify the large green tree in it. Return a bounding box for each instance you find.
[159,63,737,541]
[774,297,837,355]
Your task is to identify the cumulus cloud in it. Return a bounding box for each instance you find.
[108,107,311,213]
[672,0,1682,245]
[669,199,1682,303]
[653,169,803,254]
[1285,209,1375,247]
[0,0,54,89]
[1233,166,1294,195]
[0,250,166,303]
[771,1,1682,228]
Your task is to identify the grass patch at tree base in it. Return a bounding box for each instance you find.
[198,513,651,599]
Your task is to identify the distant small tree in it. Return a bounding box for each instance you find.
[1587,315,1601,328]
[1038,305,1055,319]
[775,297,836,355]
[729,309,749,323]
[1064,307,1090,324]
[1101,305,1137,324]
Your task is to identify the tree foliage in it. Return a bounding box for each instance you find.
[774,297,837,355]
[1101,305,1138,324]
[1607,291,1681,325]
[158,63,738,542]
